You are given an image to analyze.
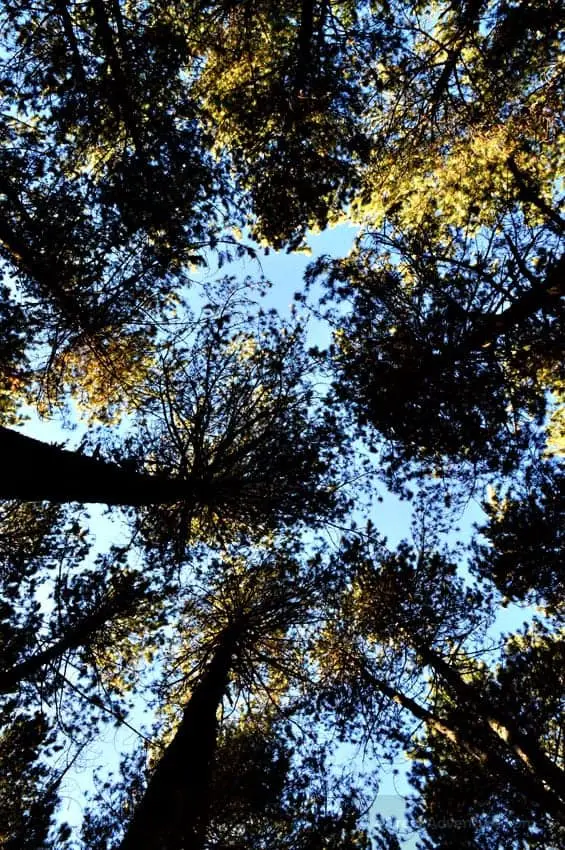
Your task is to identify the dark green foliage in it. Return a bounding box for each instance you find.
[206,724,371,850]
[0,709,59,849]
[472,463,565,614]
[0,502,78,683]
[307,0,565,479]
[0,285,30,424]
[0,0,227,402]
[195,0,378,247]
[313,231,563,478]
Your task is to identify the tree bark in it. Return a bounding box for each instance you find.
[0,584,142,693]
[381,251,565,393]
[0,426,196,505]
[55,0,88,86]
[363,666,565,823]
[418,645,565,803]
[90,0,142,152]
[120,626,239,850]
[295,0,315,94]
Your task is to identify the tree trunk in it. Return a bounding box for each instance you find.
[364,667,565,823]
[418,645,565,804]
[0,426,198,505]
[55,0,87,86]
[90,0,142,152]
[295,0,315,94]
[119,626,239,850]
[0,584,142,693]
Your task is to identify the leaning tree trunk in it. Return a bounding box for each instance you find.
[0,581,143,693]
[0,426,198,505]
[363,666,565,824]
[417,645,565,809]
[119,625,240,850]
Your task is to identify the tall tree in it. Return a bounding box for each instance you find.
[0,2,562,847]
[119,621,239,850]
[314,530,565,837]
[1,302,346,549]
[0,497,169,791]
[82,715,371,850]
[408,625,565,849]
[0,0,240,417]
[312,0,564,478]
[113,542,335,850]
[314,231,563,477]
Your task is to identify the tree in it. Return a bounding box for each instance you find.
[312,0,564,477]
[194,0,376,247]
[0,562,149,696]
[0,0,244,417]
[1,301,346,553]
[1,0,225,298]
[119,620,239,850]
[204,720,371,850]
[408,625,565,849]
[315,232,563,477]
[0,496,172,816]
[314,527,565,845]
[0,501,90,692]
[77,541,343,850]
[82,715,371,850]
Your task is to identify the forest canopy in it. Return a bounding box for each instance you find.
[0,1,563,848]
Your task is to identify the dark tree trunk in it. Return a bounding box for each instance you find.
[0,426,195,505]
[296,0,315,89]
[384,251,565,392]
[364,667,565,823]
[120,626,239,850]
[90,0,142,151]
[55,0,87,86]
[0,584,142,693]
[418,645,565,806]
